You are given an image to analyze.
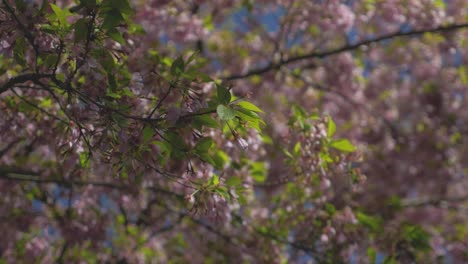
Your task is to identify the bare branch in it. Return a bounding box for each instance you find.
[0,171,127,189]
[0,168,187,200]
[0,138,22,157]
[402,195,468,208]
[224,23,468,80]
[0,73,53,94]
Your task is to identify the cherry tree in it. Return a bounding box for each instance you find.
[0,0,467,263]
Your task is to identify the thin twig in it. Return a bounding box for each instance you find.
[224,23,468,80]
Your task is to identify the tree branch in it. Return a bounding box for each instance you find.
[0,172,127,189]
[55,242,68,264]
[402,195,468,208]
[0,73,52,94]
[0,138,22,157]
[223,23,468,80]
[0,168,187,200]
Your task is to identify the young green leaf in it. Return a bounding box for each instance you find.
[217,105,236,121]
[171,56,185,75]
[225,176,242,187]
[237,101,263,113]
[50,4,71,28]
[327,117,336,138]
[330,139,356,152]
[193,115,219,129]
[107,28,125,44]
[212,150,229,170]
[217,84,231,105]
[402,225,431,251]
[251,162,267,183]
[142,126,154,142]
[293,142,301,156]
[102,9,125,31]
[209,174,220,186]
[194,137,214,153]
[356,212,382,232]
[79,0,97,8]
[74,18,88,43]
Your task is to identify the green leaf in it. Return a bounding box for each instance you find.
[15,0,27,12]
[99,50,115,73]
[284,149,294,159]
[103,0,132,15]
[193,115,219,129]
[235,109,264,133]
[327,117,336,138]
[128,23,145,34]
[212,150,229,170]
[216,84,231,105]
[74,18,88,43]
[251,161,267,183]
[198,73,212,82]
[386,195,403,210]
[203,14,214,31]
[330,139,356,152]
[226,176,242,187]
[261,135,273,144]
[209,174,219,186]
[324,203,336,215]
[107,73,117,90]
[458,66,468,85]
[13,38,26,66]
[237,101,263,113]
[38,98,52,108]
[293,142,301,156]
[79,152,90,168]
[367,247,377,263]
[186,51,199,65]
[102,9,125,31]
[235,108,262,121]
[216,105,236,121]
[43,54,59,69]
[165,132,187,150]
[246,119,263,133]
[383,257,397,264]
[80,0,96,7]
[107,28,125,44]
[142,126,154,142]
[402,225,431,251]
[434,0,446,9]
[194,137,214,153]
[215,187,230,199]
[50,4,71,27]
[319,151,333,163]
[356,212,382,232]
[171,56,185,76]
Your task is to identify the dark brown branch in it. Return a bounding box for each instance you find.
[0,73,53,94]
[0,169,186,200]
[10,88,68,124]
[0,138,22,157]
[0,172,127,189]
[55,242,68,264]
[224,23,468,80]
[253,227,317,256]
[402,195,468,208]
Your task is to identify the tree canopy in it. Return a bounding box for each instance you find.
[0,0,468,263]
